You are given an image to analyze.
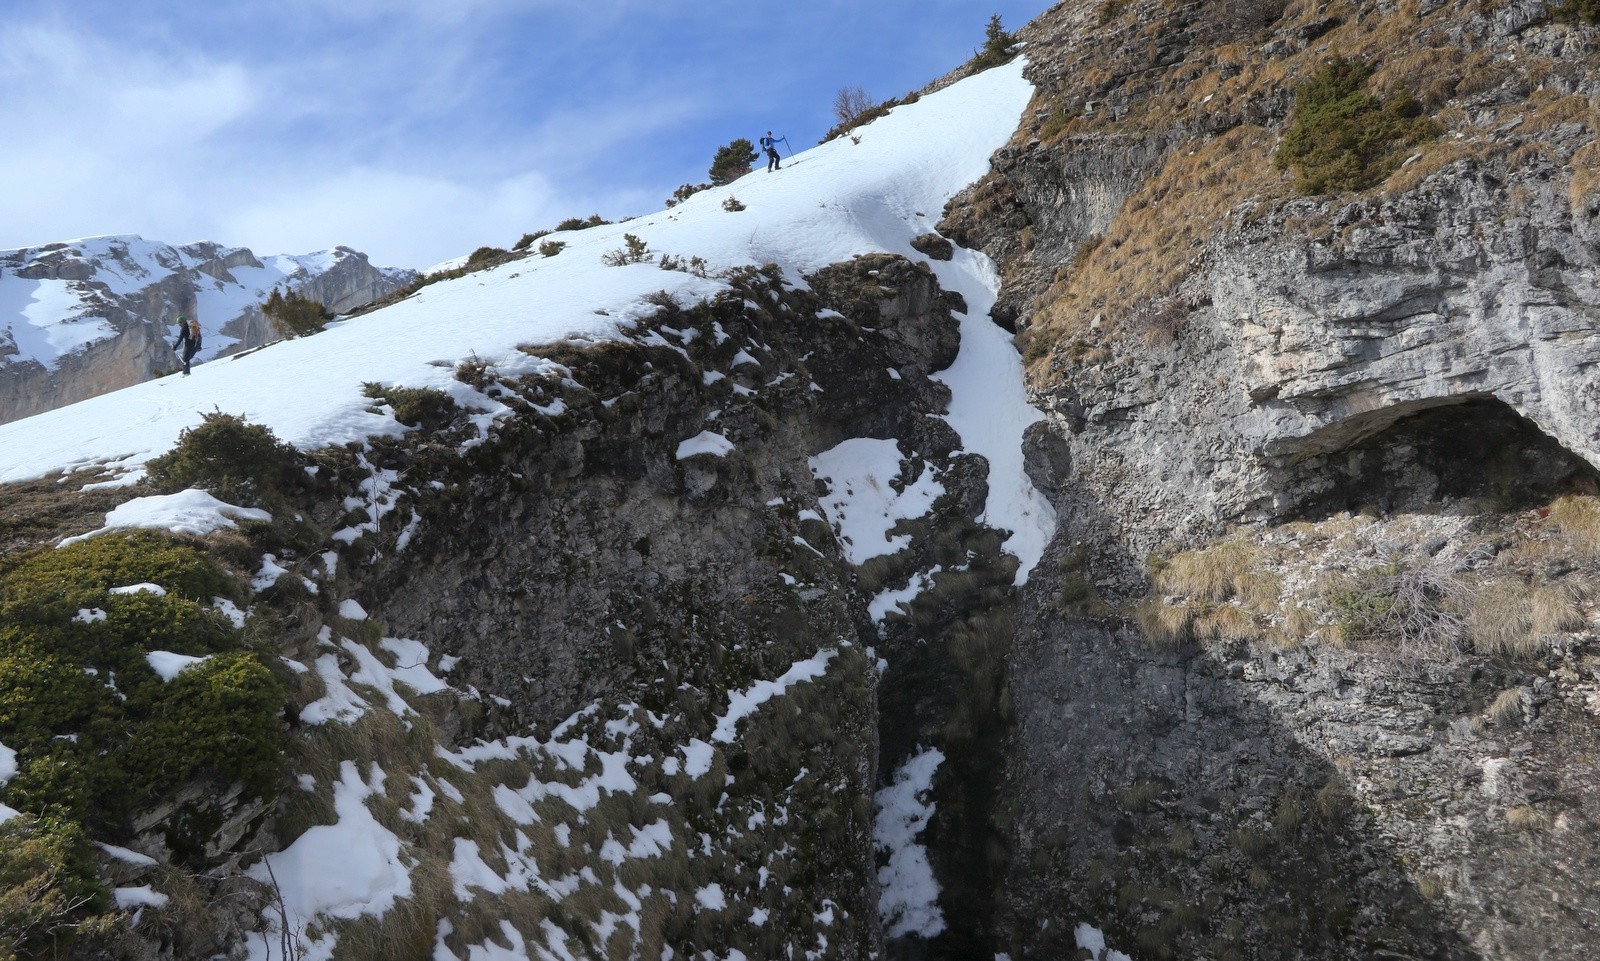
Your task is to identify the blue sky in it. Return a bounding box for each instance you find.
[0,1,1054,270]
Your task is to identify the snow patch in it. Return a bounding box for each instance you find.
[876,747,946,938]
[58,489,270,547]
[810,439,942,564]
[145,650,209,682]
[676,430,735,460]
[114,885,170,910]
[1076,923,1134,961]
[251,762,411,922]
[711,649,837,745]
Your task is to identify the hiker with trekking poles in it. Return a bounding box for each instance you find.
[761,131,788,172]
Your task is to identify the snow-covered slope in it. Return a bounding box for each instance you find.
[0,59,1051,579]
[0,236,414,423]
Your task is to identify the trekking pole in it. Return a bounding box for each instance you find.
[780,136,792,158]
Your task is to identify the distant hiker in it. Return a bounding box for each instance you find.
[761,131,783,172]
[173,315,202,375]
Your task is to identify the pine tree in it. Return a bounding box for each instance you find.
[973,14,1016,69]
[709,138,759,185]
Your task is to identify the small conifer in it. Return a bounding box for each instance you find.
[261,288,331,338]
[709,139,759,185]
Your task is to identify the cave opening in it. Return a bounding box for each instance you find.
[1278,395,1600,521]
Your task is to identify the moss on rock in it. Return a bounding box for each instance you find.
[0,532,283,836]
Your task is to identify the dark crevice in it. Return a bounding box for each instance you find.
[1274,396,1600,520]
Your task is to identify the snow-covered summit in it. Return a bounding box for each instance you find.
[0,235,415,424]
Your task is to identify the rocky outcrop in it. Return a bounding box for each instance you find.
[933,1,1600,958]
[312,257,991,961]
[0,236,414,424]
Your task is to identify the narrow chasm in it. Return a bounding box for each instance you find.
[804,254,1024,961]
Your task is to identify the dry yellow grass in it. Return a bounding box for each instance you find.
[1505,805,1545,832]
[1014,0,1594,381]
[1369,44,1469,108]
[1382,136,1498,197]
[1467,578,1583,655]
[1157,540,1262,601]
[1135,538,1290,646]
[1166,824,1196,853]
[1547,494,1600,555]
[1486,688,1525,728]
[1571,141,1600,208]
[1194,602,1259,642]
[1030,126,1284,358]
[1134,598,1195,646]
[1132,496,1600,658]
[1272,604,1320,647]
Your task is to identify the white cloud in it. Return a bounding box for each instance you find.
[0,21,262,247]
[220,167,561,268]
[0,8,707,266]
[0,0,1057,268]
[0,23,258,151]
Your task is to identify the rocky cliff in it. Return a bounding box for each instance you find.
[0,236,415,424]
[938,0,1600,957]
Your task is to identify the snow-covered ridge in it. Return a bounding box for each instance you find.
[0,58,1050,580]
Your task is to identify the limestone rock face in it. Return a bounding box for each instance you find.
[929,0,1600,957]
[0,235,415,424]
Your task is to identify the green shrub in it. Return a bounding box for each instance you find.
[455,356,497,389]
[1,531,239,623]
[121,651,285,798]
[709,139,759,185]
[970,14,1017,70]
[144,412,302,507]
[513,230,548,251]
[1057,575,1106,616]
[1555,0,1600,23]
[261,288,331,339]
[361,383,458,431]
[0,815,111,960]
[0,639,104,756]
[466,246,507,267]
[832,86,874,130]
[1274,57,1440,194]
[1328,560,1465,658]
[665,183,709,207]
[538,239,566,258]
[0,535,282,831]
[601,234,652,266]
[555,215,610,231]
[820,98,899,143]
